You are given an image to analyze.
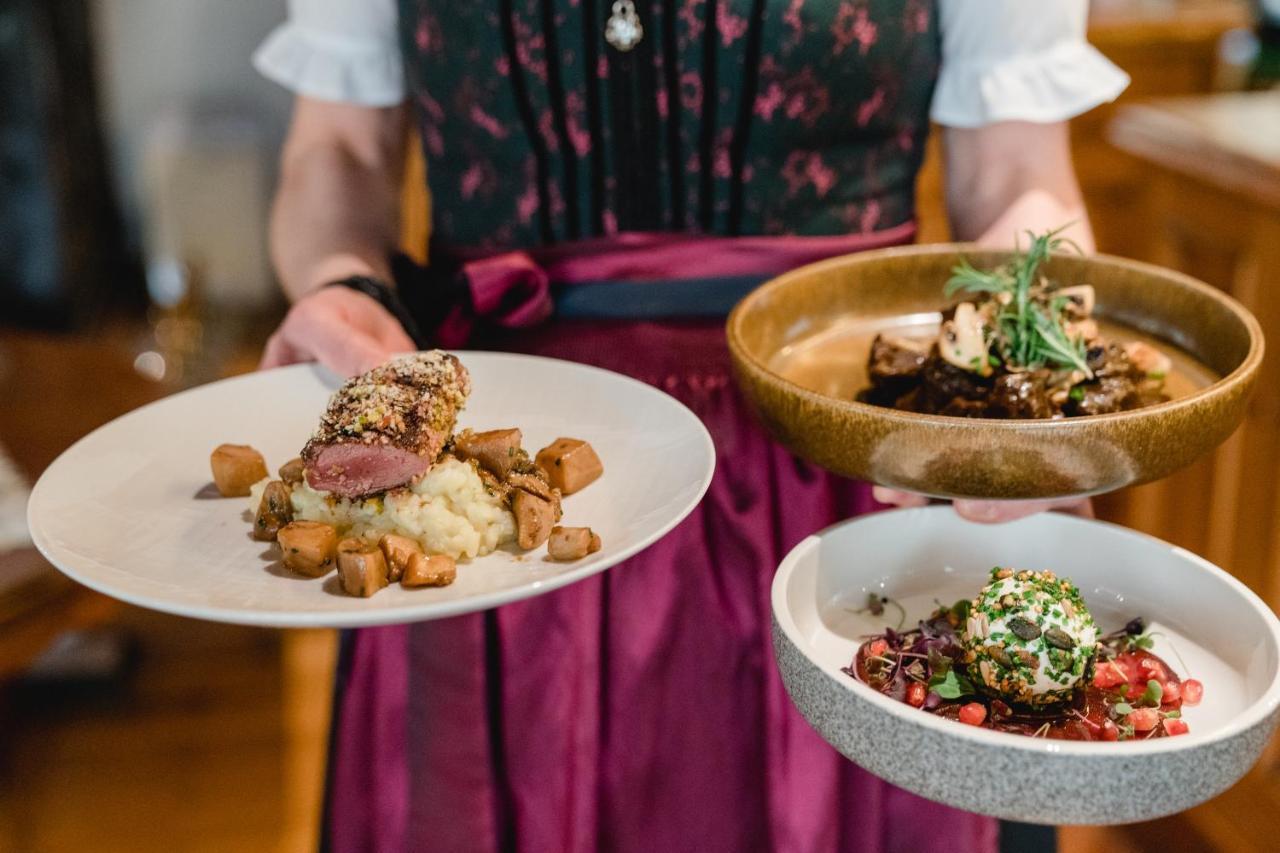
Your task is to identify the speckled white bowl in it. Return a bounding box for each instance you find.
[772,507,1280,825]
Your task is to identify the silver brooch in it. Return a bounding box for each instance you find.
[605,0,643,52]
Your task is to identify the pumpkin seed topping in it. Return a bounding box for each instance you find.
[1044,627,1076,650]
[1008,617,1042,641]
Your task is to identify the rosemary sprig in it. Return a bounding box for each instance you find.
[944,259,1013,297]
[1030,303,1092,376]
[942,226,1091,376]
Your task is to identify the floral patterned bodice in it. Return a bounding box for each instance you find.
[397,0,940,250]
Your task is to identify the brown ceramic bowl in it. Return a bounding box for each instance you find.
[727,244,1264,500]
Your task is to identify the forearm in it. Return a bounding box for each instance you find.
[269,101,406,302]
[943,121,1094,253]
[271,147,398,301]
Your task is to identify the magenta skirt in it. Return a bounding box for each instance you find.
[325,233,998,853]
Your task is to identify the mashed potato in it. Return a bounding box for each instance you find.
[251,456,514,560]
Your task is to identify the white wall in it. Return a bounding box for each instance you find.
[91,0,293,244]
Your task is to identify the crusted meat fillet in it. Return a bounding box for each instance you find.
[302,352,471,497]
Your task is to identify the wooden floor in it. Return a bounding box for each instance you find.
[0,608,288,853]
[0,324,317,853]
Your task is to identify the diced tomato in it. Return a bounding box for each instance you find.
[1114,653,1142,682]
[906,682,926,708]
[1182,679,1204,706]
[1100,719,1120,741]
[1163,717,1190,736]
[1139,658,1167,681]
[867,639,889,659]
[958,702,987,726]
[1092,661,1127,689]
[1129,707,1160,732]
[1125,682,1146,701]
[1161,681,1181,705]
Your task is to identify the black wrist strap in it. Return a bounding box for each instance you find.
[325,275,427,348]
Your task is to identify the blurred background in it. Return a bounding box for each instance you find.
[1,0,1279,850]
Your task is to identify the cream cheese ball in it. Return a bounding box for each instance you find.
[961,567,1098,707]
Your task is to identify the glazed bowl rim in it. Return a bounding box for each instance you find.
[727,243,1265,431]
[771,506,1280,757]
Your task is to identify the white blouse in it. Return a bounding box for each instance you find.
[254,0,1129,127]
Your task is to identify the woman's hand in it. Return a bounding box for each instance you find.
[871,487,1093,523]
[260,96,410,376]
[260,286,417,377]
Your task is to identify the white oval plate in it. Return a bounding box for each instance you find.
[772,507,1280,825]
[28,352,714,628]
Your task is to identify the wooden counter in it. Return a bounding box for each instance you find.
[1087,89,1280,853]
[1101,91,1280,608]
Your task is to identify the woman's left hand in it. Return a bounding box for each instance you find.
[871,487,1093,523]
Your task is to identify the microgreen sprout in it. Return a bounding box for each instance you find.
[928,668,975,700]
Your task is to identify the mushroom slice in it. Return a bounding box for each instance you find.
[1123,341,1172,378]
[454,428,524,478]
[512,490,556,550]
[1064,318,1099,343]
[938,302,992,376]
[507,471,557,502]
[378,533,423,583]
[278,457,305,485]
[1056,285,1096,318]
[507,473,563,521]
[253,480,294,542]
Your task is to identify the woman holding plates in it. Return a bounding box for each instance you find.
[254,1,1126,849]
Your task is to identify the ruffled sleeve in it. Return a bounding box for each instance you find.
[931,0,1130,128]
[253,0,405,107]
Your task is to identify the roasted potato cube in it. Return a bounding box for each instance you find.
[535,438,603,496]
[337,539,389,597]
[455,428,524,478]
[547,526,602,561]
[210,443,269,497]
[401,552,457,587]
[253,480,294,541]
[278,457,305,485]
[277,521,339,578]
[378,533,423,583]
[513,489,556,550]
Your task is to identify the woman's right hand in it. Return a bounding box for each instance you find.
[259,285,418,378]
[872,486,1093,523]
